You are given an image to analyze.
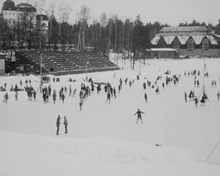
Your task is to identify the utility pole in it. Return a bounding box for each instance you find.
[39,17,43,93]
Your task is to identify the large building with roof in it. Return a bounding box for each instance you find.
[1,0,37,26]
[1,0,48,31]
[151,26,220,57]
[1,0,49,49]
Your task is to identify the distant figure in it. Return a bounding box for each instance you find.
[194,96,198,108]
[134,108,145,124]
[217,91,220,102]
[63,116,68,134]
[33,90,36,101]
[15,91,18,100]
[79,98,83,111]
[144,93,148,103]
[106,92,111,104]
[56,115,61,135]
[3,92,9,103]
[184,91,187,102]
[53,91,57,104]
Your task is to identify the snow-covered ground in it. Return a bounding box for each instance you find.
[1,57,220,176]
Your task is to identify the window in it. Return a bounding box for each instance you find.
[187,38,194,51]
[202,38,209,50]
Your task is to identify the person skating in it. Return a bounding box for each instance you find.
[194,96,198,108]
[184,91,187,102]
[79,98,83,111]
[134,108,145,124]
[144,93,148,103]
[63,116,68,134]
[56,115,61,135]
[217,91,220,102]
[106,92,111,104]
[33,90,36,101]
[53,91,57,104]
[3,92,9,103]
[15,91,18,100]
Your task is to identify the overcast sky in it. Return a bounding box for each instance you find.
[2,0,220,26]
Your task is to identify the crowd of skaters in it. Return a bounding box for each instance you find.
[1,69,220,108]
[1,64,220,134]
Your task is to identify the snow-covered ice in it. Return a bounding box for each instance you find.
[1,57,220,176]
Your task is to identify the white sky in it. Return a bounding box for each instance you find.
[1,0,220,25]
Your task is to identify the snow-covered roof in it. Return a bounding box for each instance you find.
[160,26,208,34]
[191,35,204,45]
[151,34,219,46]
[206,35,218,45]
[177,36,190,45]
[151,35,161,45]
[149,48,177,52]
[163,36,175,45]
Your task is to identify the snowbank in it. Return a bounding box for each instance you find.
[1,131,219,176]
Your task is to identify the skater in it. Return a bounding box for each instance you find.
[63,116,68,134]
[53,91,57,104]
[106,92,111,104]
[194,96,198,108]
[184,91,187,102]
[217,91,220,102]
[134,108,145,124]
[56,115,61,135]
[3,92,9,103]
[144,92,148,103]
[15,91,18,100]
[33,90,36,101]
[79,98,83,111]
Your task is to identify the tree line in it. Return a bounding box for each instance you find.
[0,1,220,55]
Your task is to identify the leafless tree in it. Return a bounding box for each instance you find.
[76,5,90,51]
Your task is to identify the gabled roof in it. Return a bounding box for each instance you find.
[211,33,220,42]
[163,36,175,45]
[177,36,190,45]
[206,35,218,45]
[191,35,204,45]
[151,35,161,45]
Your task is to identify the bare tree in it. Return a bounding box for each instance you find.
[57,2,72,50]
[76,5,90,51]
[46,2,55,50]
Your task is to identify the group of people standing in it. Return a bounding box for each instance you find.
[56,115,68,135]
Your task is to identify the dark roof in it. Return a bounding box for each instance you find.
[16,3,36,12]
[2,0,17,11]
[36,14,48,21]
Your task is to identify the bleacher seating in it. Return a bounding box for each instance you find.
[14,50,120,75]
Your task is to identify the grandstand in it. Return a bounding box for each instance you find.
[8,51,120,75]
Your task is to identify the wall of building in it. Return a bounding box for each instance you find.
[179,49,220,57]
[0,59,5,75]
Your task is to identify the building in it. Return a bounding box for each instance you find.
[0,52,6,75]
[1,0,37,26]
[146,48,179,58]
[1,0,49,49]
[151,26,220,57]
[36,14,49,42]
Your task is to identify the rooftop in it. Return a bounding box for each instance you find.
[160,26,208,35]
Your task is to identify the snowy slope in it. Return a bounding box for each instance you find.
[1,57,220,175]
[1,132,220,176]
